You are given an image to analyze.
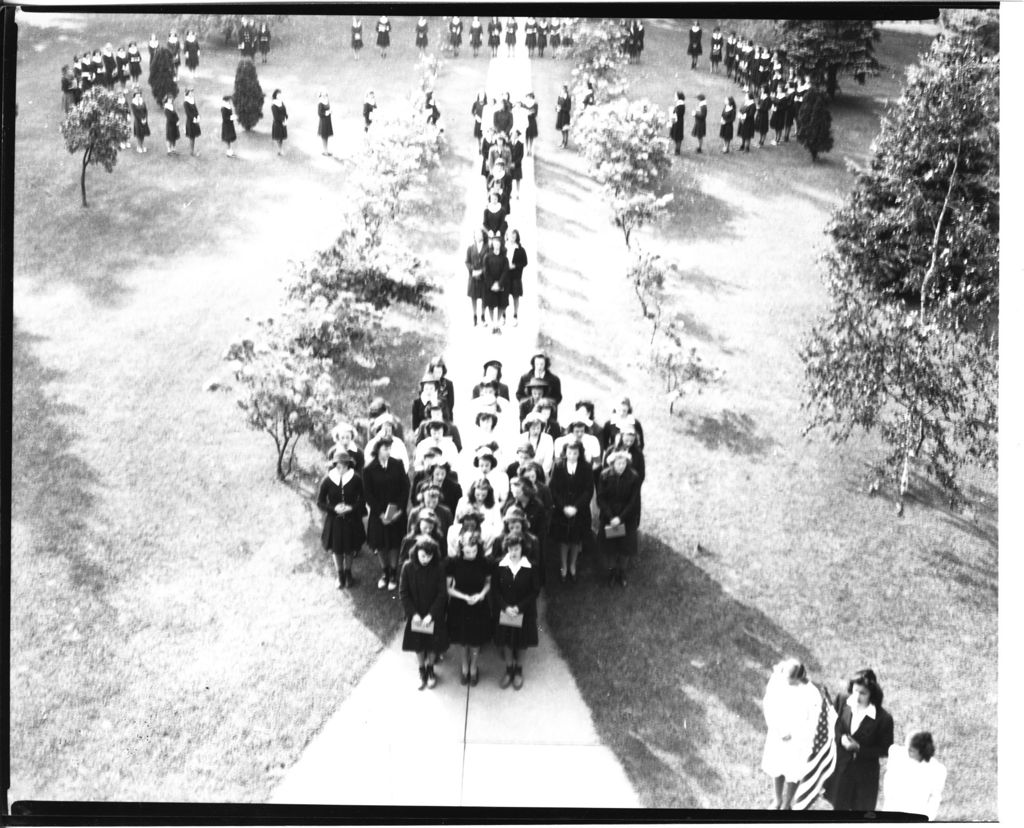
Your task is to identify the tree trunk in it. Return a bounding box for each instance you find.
[80,145,92,207]
[920,143,960,324]
[826,65,838,98]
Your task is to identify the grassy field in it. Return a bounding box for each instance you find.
[10,13,471,802]
[528,19,996,817]
[11,13,997,817]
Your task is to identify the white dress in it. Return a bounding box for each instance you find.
[882,746,946,820]
[760,676,821,780]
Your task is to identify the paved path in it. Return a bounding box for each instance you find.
[271,39,640,809]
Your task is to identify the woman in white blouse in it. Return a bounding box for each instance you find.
[521,410,554,477]
[882,731,946,820]
[761,658,823,809]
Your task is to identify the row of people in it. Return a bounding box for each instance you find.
[762,661,945,817]
[670,83,806,155]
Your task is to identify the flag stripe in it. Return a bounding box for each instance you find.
[792,682,838,811]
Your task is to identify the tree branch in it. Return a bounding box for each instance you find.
[920,138,961,324]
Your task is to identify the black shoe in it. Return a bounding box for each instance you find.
[418,666,428,690]
[426,664,438,689]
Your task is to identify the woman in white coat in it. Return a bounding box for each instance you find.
[761,658,823,809]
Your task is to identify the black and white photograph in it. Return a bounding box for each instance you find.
[6,4,1015,820]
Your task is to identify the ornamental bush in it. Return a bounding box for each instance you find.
[148,46,179,105]
[233,58,265,131]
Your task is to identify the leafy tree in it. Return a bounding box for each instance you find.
[564,17,631,101]
[574,99,675,248]
[801,35,999,513]
[777,20,879,97]
[172,14,287,44]
[233,58,265,131]
[939,8,999,53]
[148,46,179,105]
[796,87,834,161]
[60,88,131,207]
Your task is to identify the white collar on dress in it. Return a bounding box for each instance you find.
[498,553,531,569]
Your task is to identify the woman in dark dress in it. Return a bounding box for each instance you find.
[270,88,288,156]
[669,91,686,155]
[363,436,411,591]
[492,536,539,689]
[505,16,518,57]
[79,55,94,95]
[166,30,181,79]
[509,128,525,197]
[710,26,723,72]
[183,30,200,77]
[754,87,771,147]
[447,530,493,685]
[147,33,159,64]
[719,95,736,153]
[725,31,738,78]
[256,22,270,63]
[470,16,483,57]
[400,536,449,690]
[220,95,237,157]
[770,84,788,145]
[537,18,549,57]
[115,45,130,89]
[471,91,486,150]
[351,17,363,59]
[482,232,510,333]
[524,17,537,57]
[783,81,798,142]
[482,191,508,240]
[130,89,149,153]
[597,450,643,587]
[687,21,703,69]
[163,95,180,155]
[465,227,487,327]
[317,449,367,588]
[549,440,594,583]
[550,18,561,53]
[127,42,142,84]
[376,15,391,59]
[505,229,528,326]
[738,91,756,152]
[523,92,539,155]
[114,90,130,149]
[410,16,426,52]
[555,84,571,148]
[182,88,201,156]
[827,670,895,811]
[691,93,707,153]
[91,50,107,90]
[102,44,118,89]
[488,16,502,58]
[317,89,334,155]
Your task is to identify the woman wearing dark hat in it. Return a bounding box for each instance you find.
[408,483,453,539]
[518,376,550,425]
[482,232,510,334]
[363,436,411,591]
[401,508,446,561]
[549,439,594,584]
[533,397,563,441]
[493,536,539,689]
[516,353,563,415]
[316,446,367,588]
[447,530,492,685]
[473,445,509,504]
[465,228,488,328]
[400,536,448,689]
[495,499,544,582]
[598,449,642,586]
[220,95,238,157]
[505,442,535,480]
[473,360,511,401]
[692,92,707,153]
[412,374,440,431]
[827,669,895,811]
[127,41,142,85]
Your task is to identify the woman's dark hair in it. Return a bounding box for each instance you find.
[272,88,282,99]
[520,460,547,484]
[676,91,685,100]
[372,435,394,458]
[457,530,482,558]
[560,438,587,462]
[412,535,439,560]
[575,399,595,419]
[847,671,884,708]
[909,731,936,762]
[727,95,736,107]
[427,355,447,376]
[513,475,536,497]
[697,93,706,101]
[469,478,496,509]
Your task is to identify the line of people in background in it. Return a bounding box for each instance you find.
[316,352,647,689]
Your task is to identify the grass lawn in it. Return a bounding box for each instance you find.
[10,12,472,802]
[528,19,996,817]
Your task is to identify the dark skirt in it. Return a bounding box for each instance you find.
[473,121,482,139]
[186,119,201,138]
[549,510,592,544]
[526,115,538,139]
[222,120,236,143]
[467,274,484,300]
[402,615,449,653]
[489,34,501,47]
[166,117,180,143]
[755,107,770,134]
[134,119,150,139]
[555,110,570,130]
[600,526,639,557]
[447,562,493,647]
[508,277,524,298]
[322,514,366,556]
[318,115,334,138]
[526,33,537,48]
[272,121,287,141]
[719,121,734,141]
[367,511,407,550]
[484,287,508,310]
[769,106,785,131]
[692,117,706,138]
[505,32,516,45]
[450,32,462,47]
[377,31,390,48]
[352,34,363,50]
[493,607,538,649]
[471,29,482,47]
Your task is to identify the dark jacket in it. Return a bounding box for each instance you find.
[548,459,594,543]
[316,471,367,555]
[827,693,895,810]
[597,465,642,531]
[363,456,411,549]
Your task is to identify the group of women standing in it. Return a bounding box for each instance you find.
[761,660,945,817]
[316,348,648,689]
[467,91,535,332]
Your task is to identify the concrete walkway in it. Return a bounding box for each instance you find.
[271,35,640,809]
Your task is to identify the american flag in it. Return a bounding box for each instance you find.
[791,681,838,810]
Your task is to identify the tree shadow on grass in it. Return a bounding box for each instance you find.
[671,266,740,297]
[678,409,776,456]
[673,309,738,355]
[11,322,110,594]
[537,331,628,392]
[546,533,819,807]
[660,182,741,243]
